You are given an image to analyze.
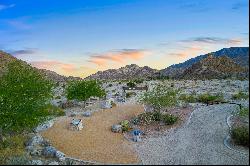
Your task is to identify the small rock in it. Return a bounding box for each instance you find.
[30,160,43,165]
[111,124,122,133]
[48,161,59,165]
[55,151,65,161]
[29,149,42,156]
[42,146,57,158]
[82,111,92,117]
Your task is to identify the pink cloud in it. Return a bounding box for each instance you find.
[88,49,148,66]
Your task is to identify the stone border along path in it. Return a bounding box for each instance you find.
[135,103,249,165]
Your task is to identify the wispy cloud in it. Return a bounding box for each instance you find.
[0,4,15,11]
[179,1,210,12]
[168,45,203,59]
[7,19,32,30]
[10,49,38,57]
[181,37,243,45]
[87,49,149,67]
[232,1,248,10]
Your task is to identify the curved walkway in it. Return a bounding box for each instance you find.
[135,104,249,165]
[41,104,144,164]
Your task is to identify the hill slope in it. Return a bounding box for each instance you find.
[0,50,81,82]
[178,55,248,79]
[85,64,159,80]
[160,47,249,78]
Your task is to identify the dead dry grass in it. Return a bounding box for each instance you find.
[41,104,144,164]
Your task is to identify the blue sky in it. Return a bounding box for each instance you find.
[0,0,249,77]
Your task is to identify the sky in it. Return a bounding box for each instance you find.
[0,0,249,78]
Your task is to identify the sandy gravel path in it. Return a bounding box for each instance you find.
[135,104,249,165]
[41,104,144,164]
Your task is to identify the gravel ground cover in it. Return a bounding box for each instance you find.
[135,103,249,165]
[41,104,144,164]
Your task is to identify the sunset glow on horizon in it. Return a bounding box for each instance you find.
[0,0,249,78]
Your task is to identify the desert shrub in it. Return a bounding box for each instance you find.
[6,155,30,165]
[161,114,178,125]
[54,96,61,99]
[139,84,179,110]
[120,120,131,132]
[179,94,197,103]
[0,61,54,133]
[197,93,224,103]
[232,91,248,100]
[0,134,28,164]
[127,81,136,87]
[153,111,162,121]
[66,80,105,107]
[43,104,65,116]
[108,83,113,87]
[238,107,249,117]
[231,126,249,147]
[134,79,144,84]
[126,92,136,98]
[137,112,156,125]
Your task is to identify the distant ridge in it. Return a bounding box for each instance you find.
[178,54,248,79]
[85,64,159,80]
[160,47,249,78]
[0,50,81,82]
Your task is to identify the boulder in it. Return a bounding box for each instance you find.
[25,134,43,146]
[82,111,92,117]
[30,160,43,165]
[42,146,57,158]
[111,125,122,133]
[35,120,55,133]
[55,151,65,161]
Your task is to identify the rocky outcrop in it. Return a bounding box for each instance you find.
[160,47,249,78]
[85,64,159,80]
[178,55,248,79]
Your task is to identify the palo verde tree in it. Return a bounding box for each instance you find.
[66,80,105,107]
[0,61,54,133]
[139,84,179,111]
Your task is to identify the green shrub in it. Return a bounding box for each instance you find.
[238,107,249,117]
[0,134,28,164]
[126,92,136,98]
[66,80,105,107]
[0,61,54,133]
[197,93,224,103]
[120,120,131,132]
[6,155,30,165]
[127,81,136,88]
[134,79,144,84]
[179,94,197,103]
[137,112,156,125]
[161,114,178,125]
[139,84,179,110]
[153,111,161,121]
[232,91,248,100]
[231,126,249,147]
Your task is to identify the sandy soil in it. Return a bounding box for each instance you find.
[41,104,144,164]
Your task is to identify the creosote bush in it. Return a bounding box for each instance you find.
[139,84,179,111]
[66,80,105,106]
[197,93,224,103]
[231,126,249,147]
[0,61,54,133]
[135,112,178,125]
[232,91,249,100]
[127,81,136,87]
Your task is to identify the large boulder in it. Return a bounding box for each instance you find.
[42,146,57,158]
[111,125,122,133]
[25,135,43,146]
[35,120,55,133]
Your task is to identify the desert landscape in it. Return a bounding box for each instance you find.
[0,0,249,165]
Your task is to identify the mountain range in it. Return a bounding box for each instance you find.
[0,47,249,81]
